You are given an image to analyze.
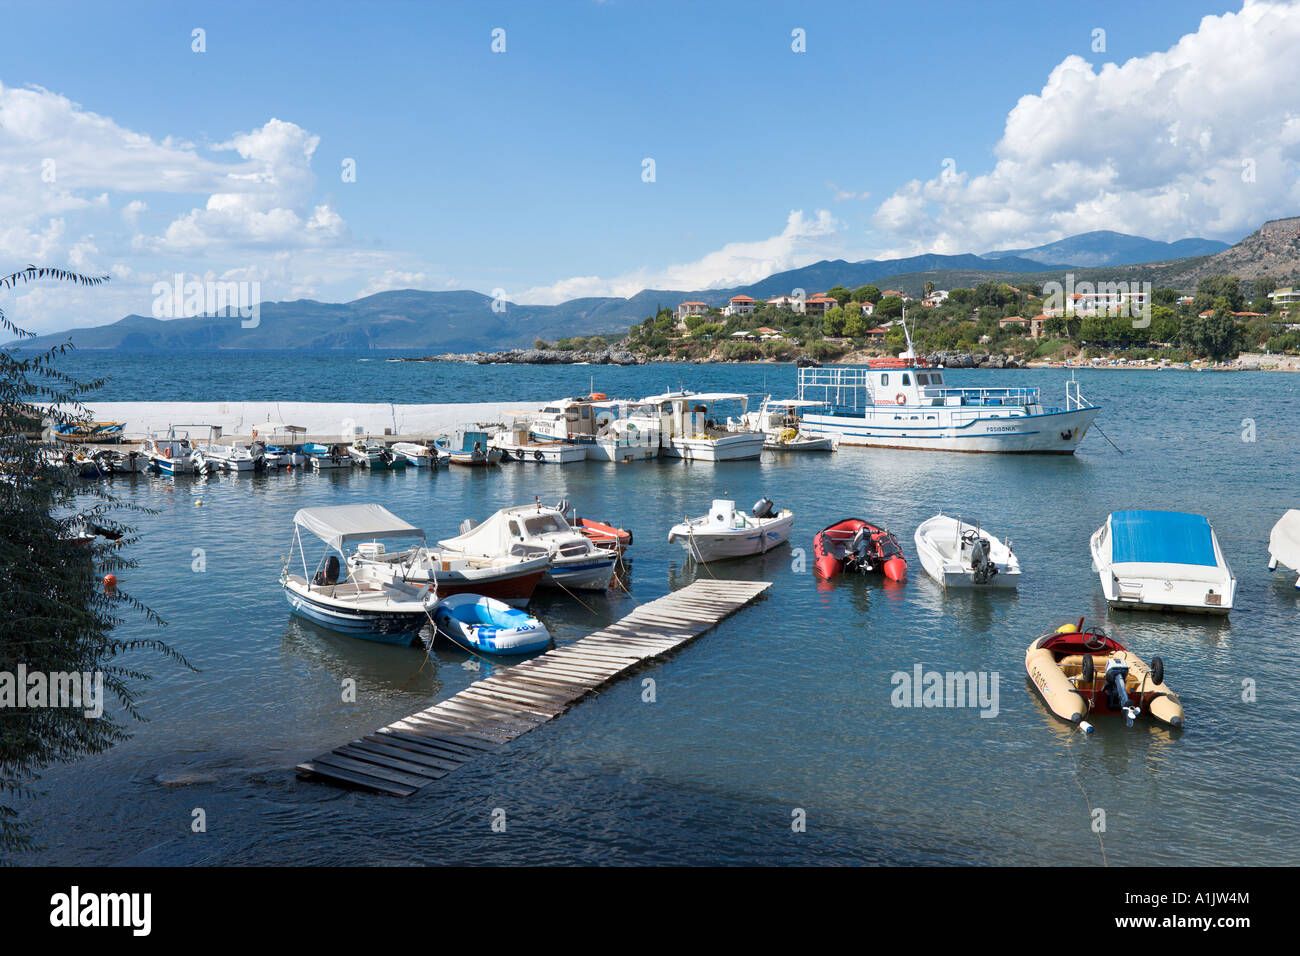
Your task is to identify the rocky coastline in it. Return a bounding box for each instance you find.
[403,347,1031,368]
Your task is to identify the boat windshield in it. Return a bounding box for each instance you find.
[522,514,568,536]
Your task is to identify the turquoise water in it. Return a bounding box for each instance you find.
[17,354,1300,865]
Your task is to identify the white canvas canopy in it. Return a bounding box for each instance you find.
[439,505,565,555]
[641,391,751,404]
[294,504,424,553]
[1269,509,1300,572]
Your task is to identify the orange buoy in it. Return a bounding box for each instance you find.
[102,573,118,590]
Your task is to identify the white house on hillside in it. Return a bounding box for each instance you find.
[723,294,757,316]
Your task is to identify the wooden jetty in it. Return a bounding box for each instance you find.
[296,579,772,796]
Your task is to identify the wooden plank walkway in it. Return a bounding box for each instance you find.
[296,579,772,796]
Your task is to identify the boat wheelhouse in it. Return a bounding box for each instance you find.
[1091,510,1236,615]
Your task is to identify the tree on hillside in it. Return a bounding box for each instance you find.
[1,267,189,857]
[826,286,851,305]
[823,306,846,337]
[853,285,882,304]
[876,295,904,319]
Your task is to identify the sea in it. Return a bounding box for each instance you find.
[15,350,1300,865]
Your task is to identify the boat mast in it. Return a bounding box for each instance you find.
[899,303,917,362]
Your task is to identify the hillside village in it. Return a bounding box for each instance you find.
[533,275,1300,366]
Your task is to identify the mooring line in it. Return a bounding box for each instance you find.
[1063,737,1108,866]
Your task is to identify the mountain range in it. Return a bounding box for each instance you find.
[9,226,1291,353]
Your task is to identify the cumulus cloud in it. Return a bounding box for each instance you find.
[868,0,1300,255]
[519,209,841,304]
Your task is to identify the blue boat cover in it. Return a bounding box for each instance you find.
[1110,510,1217,567]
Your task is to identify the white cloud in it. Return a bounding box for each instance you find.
[520,209,841,303]
[869,0,1300,255]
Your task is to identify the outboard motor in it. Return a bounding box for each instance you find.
[555,498,571,518]
[1104,657,1140,726]
[752,497,775,519]
[847,527,872,572]
[965,531,998,585]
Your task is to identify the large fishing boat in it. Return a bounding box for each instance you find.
[795,321,1099,454]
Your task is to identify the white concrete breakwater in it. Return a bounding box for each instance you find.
[82,401,544,438]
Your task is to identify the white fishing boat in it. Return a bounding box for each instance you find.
[391,441,438,467]
[280,504,434,644]
[349,438,405,469]
[914,514,1021,588]
[635,391,765,461]
[795,315,1099,454]
[1091,510,1235,614]
[668,498,794,563]
[529,394,615,445]
[438,503,619,590]
[1268,509,1300,589]
[141,427,198,476]
[728,398,837,452]
[204,442,264,472]
[489,424,588,464]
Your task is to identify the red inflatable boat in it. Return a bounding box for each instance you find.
[814,519,907,580]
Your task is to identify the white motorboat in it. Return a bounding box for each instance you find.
[280,504,435,644]
[349,438,405,469]
[1091,510,1235,614]
[252,422,308,467]
[489,424,588,464]
[635,391,766,461]
[729,398,837,452]
[1268,509,1300,589]
[914,514,1021,588]
[204,441,264,472]
[668,497,794,563]
[141,427,198,475]
[795,315,1099,454]
[391,441,439,467]
[438,503,619,591]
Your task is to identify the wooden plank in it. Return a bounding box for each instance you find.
[296,761,415,796]
[365,733,468,767]
[312,753,432,789]
[335,744,448,779]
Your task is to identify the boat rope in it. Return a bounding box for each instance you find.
[1062,737,1108,866]
[1091,421,1124,455]
[684,523,719,580]
[550,575,603,617]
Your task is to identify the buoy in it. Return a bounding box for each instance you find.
[102,573,118,590]
[1079,720,1094,734]
[195,499,203,507]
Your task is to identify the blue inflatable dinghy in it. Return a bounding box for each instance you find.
[431,593,551,655]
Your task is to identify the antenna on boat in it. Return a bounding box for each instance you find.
[900,302,917,362]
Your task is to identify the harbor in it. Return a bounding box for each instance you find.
[13,354,1300,866]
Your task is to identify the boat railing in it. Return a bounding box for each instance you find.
[797,366,877,410]
[925,386,1041,407]
[1066,376,1093,411]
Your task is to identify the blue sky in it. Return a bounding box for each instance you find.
[2,0,1298,331]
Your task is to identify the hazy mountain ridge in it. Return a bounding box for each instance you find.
[9,228,1277,352]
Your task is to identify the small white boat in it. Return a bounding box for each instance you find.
[204,441,264,472]
[303,442,352,469]
[141,428,197,475]
[914,514,1021,588]
[281,504,435,643]
[729,398,837,452]
[431,593,551,655]
[439,503,619,590]
[252,422,307,467]
[349,439,405,469]
[1268,509,1300,589]
[1091,510,1235,614]
[668,498,794,563]
[636,391,766,461]
[391,441,438,467]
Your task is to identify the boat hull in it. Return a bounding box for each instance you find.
[669,512,793,563]
[542,556,618,590]
[662,433,765,461]
[283,587,425,644]
[1091,517,1235,614]
[800,404,1099,454]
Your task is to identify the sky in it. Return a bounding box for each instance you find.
[1,0,1299,333]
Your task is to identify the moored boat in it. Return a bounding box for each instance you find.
[431,593,551,655]
[813,519,906,580]
[439,429,503,467]
[303,442,352,469]
[1025,618,1184,730]
[1267,509,1300,589]
[280,504,433,644]
[490,424,588,464]
[439,503,619,590]
[668,498,793,563]
[141,428,198,475]
[637,391,766,461]
[391,441,438,467]
[914,514,1020,588]
[729,398,837,452]
[1091,510,1235,614]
